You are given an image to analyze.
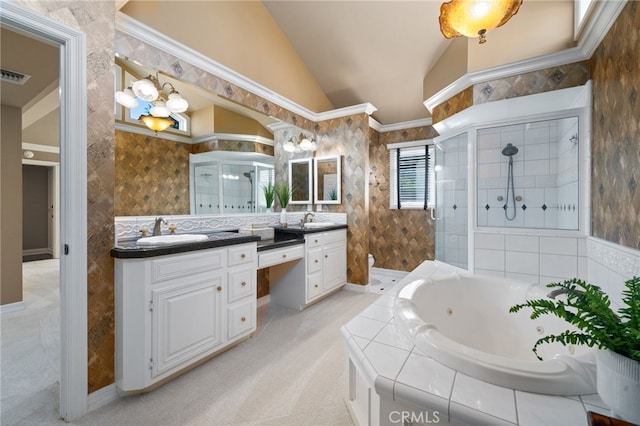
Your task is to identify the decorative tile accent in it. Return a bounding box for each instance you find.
[191,139,274,155]
[432,86,473,124]
[473,62,589,105]
[590,1,640,250]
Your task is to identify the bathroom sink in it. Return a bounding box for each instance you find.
[137,234,209,246]
[303,222,336,229]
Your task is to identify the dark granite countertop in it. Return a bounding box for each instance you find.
[271,223,348,236]
[110,231,260,259]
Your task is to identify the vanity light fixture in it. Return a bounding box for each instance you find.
[115,73,189,133]
[439,0,523,44]
[283,132,318,153]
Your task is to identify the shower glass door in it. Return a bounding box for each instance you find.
[435,133,468,270]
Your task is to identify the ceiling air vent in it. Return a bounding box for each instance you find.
[1,68,31,85]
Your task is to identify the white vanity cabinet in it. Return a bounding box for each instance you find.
[115,242,257,392]
[306,229,347,303]
[269,229,347,310]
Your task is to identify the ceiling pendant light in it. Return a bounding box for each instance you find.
[139,115,174,133]
[115,71,189,133]
[439,0,523,44]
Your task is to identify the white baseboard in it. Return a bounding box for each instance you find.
[345,283,370,293]
[257,294,270,308]
[0,301,25,314]
[87,383,119,412]
[23,248,53,256]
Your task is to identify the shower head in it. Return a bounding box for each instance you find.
[243,172,252,178]
[502,143,519,156]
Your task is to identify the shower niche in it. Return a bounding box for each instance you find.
[189,151,275,214]
[476,116,580,230]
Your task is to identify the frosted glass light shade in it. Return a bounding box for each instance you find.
[115,87,139,108]
[139,115,173,132]
[439,0,522,44]
[283,141,297,153]
[149,100,171,118]
[166,93,189,113]
[132,78,159,102]
[299,137,313,151]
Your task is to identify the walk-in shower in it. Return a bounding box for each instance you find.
[502,143,519,221]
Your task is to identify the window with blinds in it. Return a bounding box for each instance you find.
[389,144,435,210]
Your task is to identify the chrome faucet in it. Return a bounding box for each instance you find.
[153,217,168,236]
[301,212,315,226]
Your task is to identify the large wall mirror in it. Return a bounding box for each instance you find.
[314,155,341,204]
[289,158,312,204]
[114,55,281,216]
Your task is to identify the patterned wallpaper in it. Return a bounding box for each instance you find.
[370,126,438,272]
[590,1,640,250]
[432,62,590,124]
[115,131,191,216]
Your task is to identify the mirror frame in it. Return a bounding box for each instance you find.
[288,157,313,205]
[314,155,341,205]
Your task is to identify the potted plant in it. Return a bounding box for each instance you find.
[275,183,293,227]
[262,182,276,213]
[510,277,640,424]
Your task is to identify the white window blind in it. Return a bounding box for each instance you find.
[389,143,435,210]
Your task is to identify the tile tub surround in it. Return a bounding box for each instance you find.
[114,213,347,243]
[341,261,615,426]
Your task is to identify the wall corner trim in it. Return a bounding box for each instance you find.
[87,384,119,413]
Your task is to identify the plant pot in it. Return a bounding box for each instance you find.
[279,208,287,227]
[597,349,640,424]
[266,207,272,213]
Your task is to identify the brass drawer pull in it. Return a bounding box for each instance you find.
[217,286,222,292]
[241,281,247,287]
[325,254,328,258]
[241,316,246,322]
[314,284,319,288]
[282,254,287,258]
[314,259,319,263]
[241,253,246,259]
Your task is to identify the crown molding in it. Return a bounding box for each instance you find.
[423,1,626,114]
[115,13,377,126]
[22,142,60,154]
[191,133,274,146]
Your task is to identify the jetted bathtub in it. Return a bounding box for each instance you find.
[393,271,597,395]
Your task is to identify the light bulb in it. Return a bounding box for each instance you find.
[115,87,139,108]
[283,141,296,153]
[150,100,170,117]
[166,92,189,113]
[132,78,159,102]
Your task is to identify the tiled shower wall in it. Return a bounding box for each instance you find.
[476,117,579,230]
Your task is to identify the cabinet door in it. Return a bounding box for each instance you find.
[151,273,223,378]
[322,242,347,292]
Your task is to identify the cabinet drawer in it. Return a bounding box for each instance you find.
[228,268,255,303]
[307,272,322,301]
[151,249,226,284]
[227,299,255,340]
[307,249,322,274]
[258,245,304,268]
[228,244,256,267]
[323,229,346,244]
[306,233,323,248]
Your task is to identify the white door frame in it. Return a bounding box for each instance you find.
[22,159,60,259]
[1,1,88,420]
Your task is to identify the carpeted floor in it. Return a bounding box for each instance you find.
[2,265,412,426]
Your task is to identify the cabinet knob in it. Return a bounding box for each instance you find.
[315,259,319,263]
[314,284,319,288]
[241,253,246,259]
[241,281,247,287]
[217,286,222,292]
[241,316,246,322]
[314,239,319,243]
[325,254,328,258]
[282,254,287,258]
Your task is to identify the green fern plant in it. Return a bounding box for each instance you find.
[509,277,640,361]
